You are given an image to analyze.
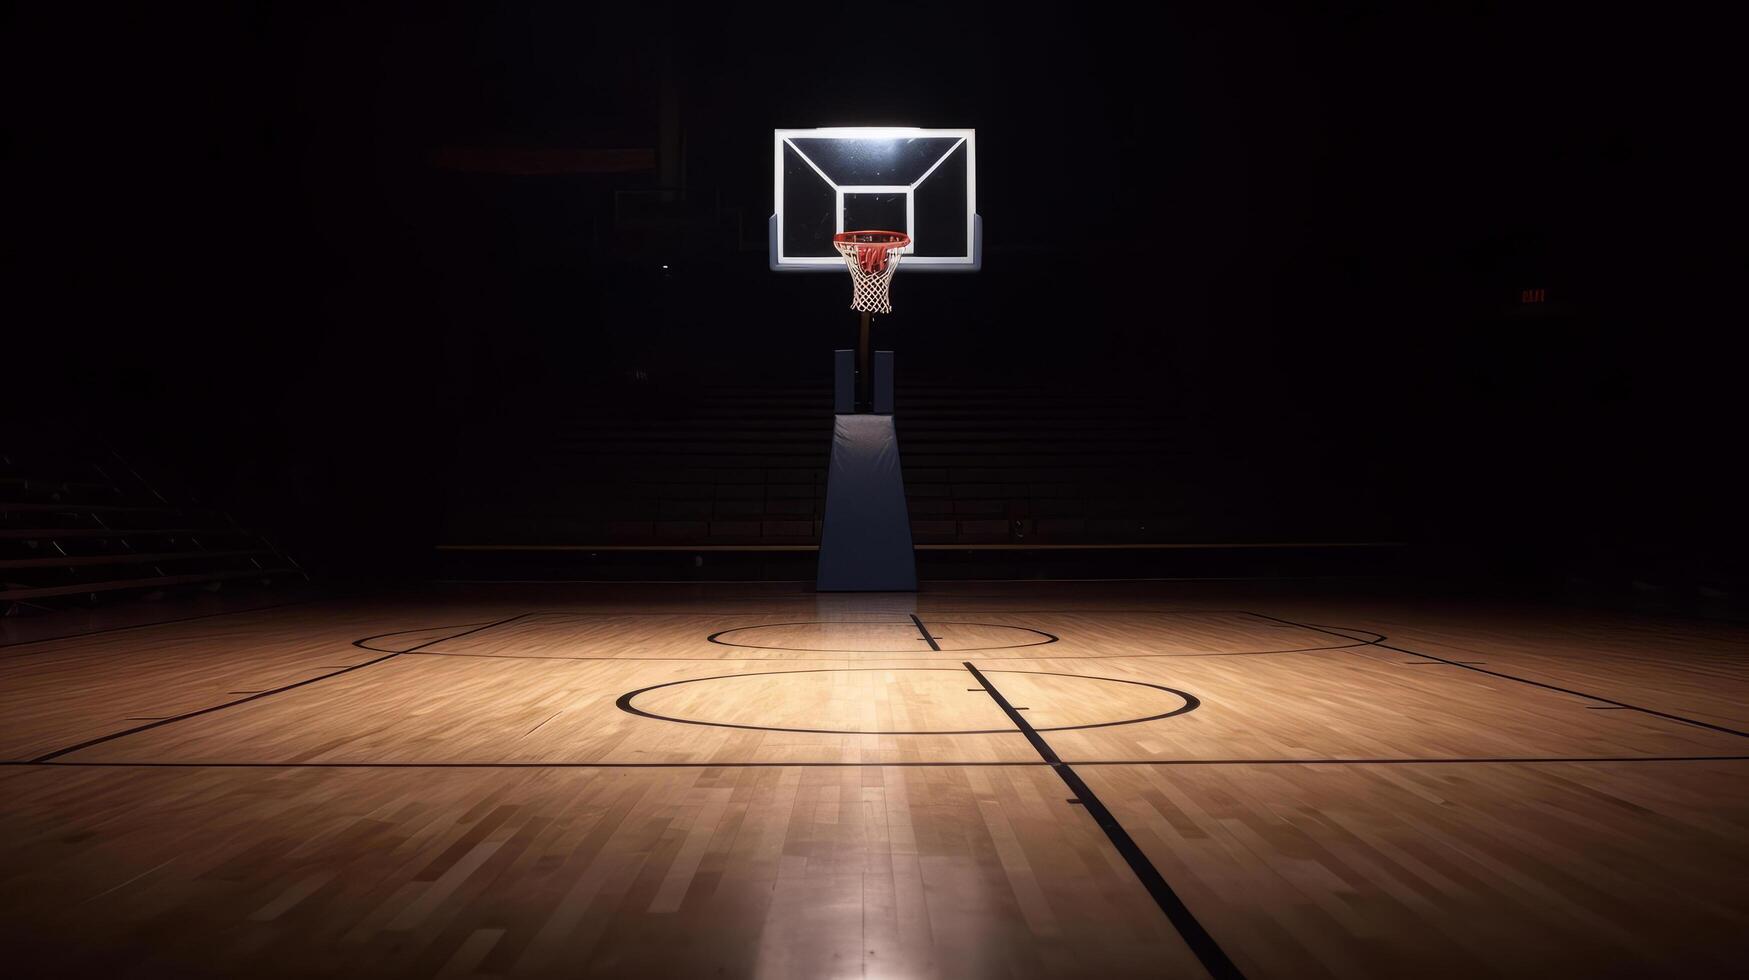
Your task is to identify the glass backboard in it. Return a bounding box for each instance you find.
[771,127,980,272]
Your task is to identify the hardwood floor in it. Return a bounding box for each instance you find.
[1,583,1745,977]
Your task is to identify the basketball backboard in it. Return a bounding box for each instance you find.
[771,127,980,272]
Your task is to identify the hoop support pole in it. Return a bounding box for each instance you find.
[857,311,872,413]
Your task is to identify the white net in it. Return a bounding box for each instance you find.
[834,238,905,313]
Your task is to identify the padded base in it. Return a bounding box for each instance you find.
[815,414,917,591]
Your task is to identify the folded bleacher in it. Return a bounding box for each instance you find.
[1,444,306,613]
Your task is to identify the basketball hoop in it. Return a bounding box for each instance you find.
[833,230,910,314]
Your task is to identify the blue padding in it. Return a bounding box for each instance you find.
[816,414,917,592]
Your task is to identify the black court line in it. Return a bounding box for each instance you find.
[909,614,942,651]
[382,612,1360,661]
[351,620,502,653]
[27,612,531,764]
[7,755,1747,770]
[1304,624,1388,643]
[614,666,1198,735]
[394,642,1364,663]
[0,595,330,651]
[963,661,1245,980]
[526,607,1260,620]
[705,619,1057,652]
[1246,611,1749,740]
[1075,755,1749,766]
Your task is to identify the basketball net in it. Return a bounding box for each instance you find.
[832,231,909,314]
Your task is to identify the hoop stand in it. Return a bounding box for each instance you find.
[817,230,916,591]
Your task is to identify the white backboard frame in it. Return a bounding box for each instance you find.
[771,127,980,272]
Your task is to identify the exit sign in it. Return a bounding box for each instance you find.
[1519,287,1547,304]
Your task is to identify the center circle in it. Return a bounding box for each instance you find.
[707,621,1058,652]
[615,667,1199,735]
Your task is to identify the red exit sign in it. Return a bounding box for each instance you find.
[1519,287,1547,304]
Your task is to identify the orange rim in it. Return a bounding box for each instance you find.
[832,230,910,248]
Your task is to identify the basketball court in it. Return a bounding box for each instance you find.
[3,583,1745,977]
[9,10,1745,978]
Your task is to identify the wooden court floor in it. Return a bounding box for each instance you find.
[2,583,1745,978]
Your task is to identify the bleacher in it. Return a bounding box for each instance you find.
[441,382,1391,553]
[1,444,307,613]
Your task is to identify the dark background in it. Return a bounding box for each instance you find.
[10,3,1740,597]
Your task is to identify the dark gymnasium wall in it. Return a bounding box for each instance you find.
[10,3,1739,592]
